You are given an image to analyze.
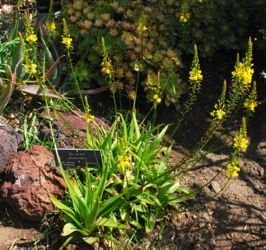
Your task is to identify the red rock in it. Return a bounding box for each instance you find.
[40,111,110,148]
[0,145,65,221]
[0,124,22,173]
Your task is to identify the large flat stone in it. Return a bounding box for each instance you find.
[0,145,65,221]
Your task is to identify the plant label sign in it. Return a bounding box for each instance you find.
[57,149,102,167]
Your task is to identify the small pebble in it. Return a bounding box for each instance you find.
[210,181,221,193]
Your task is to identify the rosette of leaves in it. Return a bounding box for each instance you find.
[85,112,194,234]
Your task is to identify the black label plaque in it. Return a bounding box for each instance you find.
[57,149,102,167]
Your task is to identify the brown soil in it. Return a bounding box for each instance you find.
[151,152,266,250]
[146,49,266,249]
[0,226,43,250]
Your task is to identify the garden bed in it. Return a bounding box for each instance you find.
[0,1,265,249]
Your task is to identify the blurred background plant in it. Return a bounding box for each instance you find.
[175,0,265,57]
[2,0,261,111]
[60,0,265,109]
[63,0,184,107]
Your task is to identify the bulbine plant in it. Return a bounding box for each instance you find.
[51,112,194,247]
[163,38,255,182]
[50,159,130,248]
[0,35,20,113]
[87,113,194,230]
[0,7,63,114]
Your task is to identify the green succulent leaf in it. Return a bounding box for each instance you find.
[96,217,128,229]
[62,223,85,237]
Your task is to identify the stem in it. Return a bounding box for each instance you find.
[152,107,157,127]
[171,83,200,138]
[133,71,140,111]
[112,91,117,114]
[44,97,62,168]
[140,105,154,127]
[67,50,85,110]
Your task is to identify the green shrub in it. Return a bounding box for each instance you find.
[175,0,264,56]
[63,0,184,106]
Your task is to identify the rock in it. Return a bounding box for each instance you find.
[40,111,110,148]
[0,145,65,221]
[202,212,211,221]
[256,141,266,166]
[0,226,44,249]
[210,181,221,193]
[0,120,23,173]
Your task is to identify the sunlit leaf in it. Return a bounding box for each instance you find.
[61,223,80,236]
[97,217,128,229]
[0,73,15,114]
[18,85,61,98]
[82,237,99,245]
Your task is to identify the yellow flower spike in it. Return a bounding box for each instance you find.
[101,37,114,79]
[226,161,240,178]
[62,36,73,49]
[24,60,37,75]
[231,39,253,87]
[26,33,37,43]
[45,21,56,32]
[117,155,131,169]
[24,13,37,44]
[62,19,73,50]
[101,58,114,76]
[189,68,203,82]
[244,99,257,112]
[189,45,203,84]
[232,62,254,85]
